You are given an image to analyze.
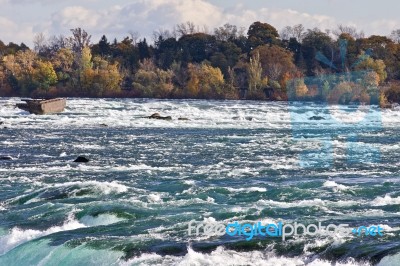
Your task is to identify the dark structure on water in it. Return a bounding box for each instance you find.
[16,98,66,115]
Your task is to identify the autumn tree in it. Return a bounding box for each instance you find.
[187,63,227,99]
[110,37,140,73]
[210,41,242,77]
[247,52,268,99]
[154,37,180,69]
[214,24,245,42]
[132,59,174,98]
[69,28,91,53]
[3,50,37,95]
[33,33,47,55]
[337,33,359,69]
[33,60,57,93]
[357,36,398,79]
[333,25,364,39]
[179,33,217,63]
[280,24,305,42]
[0,64,13,96]
[251,44,297,89]
[327,81,370,104]
[354,53,387,84]
[78,46,121,96]
[2,50,57,96]
[51,48,74,86]
[301,28,334,75]
[247,22,280,51]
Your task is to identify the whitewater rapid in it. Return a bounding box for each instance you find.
[1,98,400,265]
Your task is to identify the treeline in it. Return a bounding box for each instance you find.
[1,22,400,105]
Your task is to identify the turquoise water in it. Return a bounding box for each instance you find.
[0,98,400,265]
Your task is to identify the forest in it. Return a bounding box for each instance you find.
[1,22,400,106]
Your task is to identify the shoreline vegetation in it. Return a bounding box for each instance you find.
[1,22,400,107]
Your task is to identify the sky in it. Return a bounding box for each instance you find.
[0,0,399,47]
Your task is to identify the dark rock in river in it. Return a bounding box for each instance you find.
[178,117,190,121]
[233,116,253,121]
[74,156,90,163]
[0,156,13,160]
[149,113,161,118]
[148,113,172,120]
[100,123,108,127]
[309,116,325,121]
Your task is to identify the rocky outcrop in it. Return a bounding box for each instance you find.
[74,156,90,163]
[148,113,172,120]
[309,116,325,121]
[233,116,253,121]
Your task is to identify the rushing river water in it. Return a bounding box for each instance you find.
[0,98,400,266]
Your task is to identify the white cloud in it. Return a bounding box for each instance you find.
[370,19,400,35]
[0,0,399,47]
[47,0,340,43]
[0,0,91,4]
[52,6,101,29]
[0,16,34,45]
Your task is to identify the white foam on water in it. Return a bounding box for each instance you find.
[0,211,127,256]
[51,180,129,195]
[225,187,267,193]
[183,180,196,185]
[110,164,181,172]
[257,198,359,209]
[371,195,400,206]
[227,167,259,177]
[323,181,351,191]
[206,196,215,203]
[148,193,163,203]
[0,99,295,130]
[121,247,370,266]
[0,212,85,255]
[79,213,126,227]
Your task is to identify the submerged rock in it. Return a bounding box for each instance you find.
[100,123,108,127]
[0,156,13,160]
[309,116,325,121]
[74,156,90,163]
[178,117,190,121]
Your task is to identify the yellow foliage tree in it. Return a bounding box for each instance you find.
[132,59,174,98]
[51,48,74,85]
[33,61,58,93]
[247,52,268,99]
[355,53,387,84]
[187,63,225,99]
[3,50,58,96]
[80,55,122,96]
[327,81,370,104]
